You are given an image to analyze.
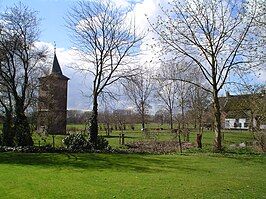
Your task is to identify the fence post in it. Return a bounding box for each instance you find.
[121,133,125,145]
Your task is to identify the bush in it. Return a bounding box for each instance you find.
[14,114,33,146]
[62,133,92,150]
[62,134,110,151]
[2,113,15,146]
[0,146,55,153]
[95,136,109,150]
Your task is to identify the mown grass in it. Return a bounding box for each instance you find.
[1,124,265,198]
[98,128,256,152]
[0,152,265,198]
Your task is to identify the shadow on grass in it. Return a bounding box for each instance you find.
[0,152,166,173]
[1,152,265,175]
[0,152,214,174]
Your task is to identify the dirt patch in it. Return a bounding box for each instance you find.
[127,141,196,154]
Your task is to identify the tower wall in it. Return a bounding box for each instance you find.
[38,75,68,135]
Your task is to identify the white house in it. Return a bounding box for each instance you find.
[224,118,249,130]
[220,91,266,131]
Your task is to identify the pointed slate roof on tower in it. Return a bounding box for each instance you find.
[51,53,62,75]
[50,52,69,80]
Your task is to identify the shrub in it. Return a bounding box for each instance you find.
[95,136,109,150]
[62,134,110,151]
[2,112,15,146]
[62,133,92,150]
[14,114,33,146]
[0,146,66,153]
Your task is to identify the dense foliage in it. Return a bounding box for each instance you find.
[62,133,110,151]
[63,133,92,151]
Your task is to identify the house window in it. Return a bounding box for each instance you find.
[244,122,249,127]
[225,120,230,128]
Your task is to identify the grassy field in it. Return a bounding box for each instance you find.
[98,129,256,151]
[0,152,265,199]
[33,124,257,152]
[0,124,265,198]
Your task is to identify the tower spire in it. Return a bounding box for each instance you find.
[49,43,69,80]
[54,41,56,55]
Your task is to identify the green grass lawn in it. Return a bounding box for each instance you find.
[33,124,257,153]
[0,152,265,198]
[1,124,265,198]
[98,129,256,151]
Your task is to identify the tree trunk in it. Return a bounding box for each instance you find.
[181,103,185,129]
[197,125,203,149]
[170,109,173,130]
[2,110,15,146]
[14,100,33,146]
[141,101,145,130]
[250,111,254,132]
[213,89,222,151]
[185,128,190,142]
[89,95,98,146]
[178,130,182,153]
[141,119,145,130]
[197,133,202,149]
[107,123,110,137]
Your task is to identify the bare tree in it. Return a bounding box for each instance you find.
[155,64,178,129]
[99,108,113,136]
[154,109,168,126]
[186,70,212,148]
[177,80,191,130]
[0,3,47,146]
[148,0,261,151]
[155,82,177,129]
[122,68,154,130]
[253,0,266,49]
[187,69,212,131]
[66,0,143,146]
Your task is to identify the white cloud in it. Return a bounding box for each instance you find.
[41,0,266,111]
[120,0,166,67]
[256,70,266,84]
[110,0,131,8]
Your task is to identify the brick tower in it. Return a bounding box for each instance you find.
[38,51,69,134]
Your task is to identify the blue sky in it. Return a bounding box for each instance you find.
[0,0,75,49]
[0,0,265,111]
[0,0,154,110]
[0,0,89,109]
[0,0,145,49]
